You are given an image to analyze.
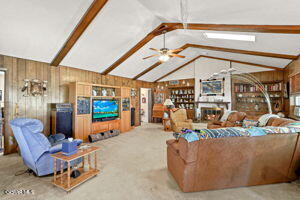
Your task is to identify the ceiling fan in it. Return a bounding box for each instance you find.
[143,31,185,62]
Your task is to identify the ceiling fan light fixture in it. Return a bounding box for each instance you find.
[159,54,170,62]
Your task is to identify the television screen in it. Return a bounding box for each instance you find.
[93,99,119,120]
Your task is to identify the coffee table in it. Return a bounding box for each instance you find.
[51,146,100,192]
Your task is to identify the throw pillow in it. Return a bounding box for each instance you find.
[242,119,258,128]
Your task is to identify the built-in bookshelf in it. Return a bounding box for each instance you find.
[232,81,283,115]
[169,86,195,110]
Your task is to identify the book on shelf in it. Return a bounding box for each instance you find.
[234,82,282,93]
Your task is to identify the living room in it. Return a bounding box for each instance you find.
[0,0,300,199]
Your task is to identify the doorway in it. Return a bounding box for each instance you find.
[0,71,5,155]
[140,88,152,123]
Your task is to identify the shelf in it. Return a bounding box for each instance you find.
[174,102,194,104]
[92,96,121,98]
[53,167,99,192]
[168,86,194,89]
[235,91,282,93]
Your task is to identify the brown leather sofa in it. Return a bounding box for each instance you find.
[170,109,192,132]
[167,117,300,192]
[207,111,246,129]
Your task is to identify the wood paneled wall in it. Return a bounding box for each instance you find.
[0,54,154,154]
[284,57,300,117]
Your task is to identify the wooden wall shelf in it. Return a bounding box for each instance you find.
[69,82,133,142]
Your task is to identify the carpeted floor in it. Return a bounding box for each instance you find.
[0,123,299,200]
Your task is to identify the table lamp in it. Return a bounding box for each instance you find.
[164,99,174,109]
[163,99,174,119]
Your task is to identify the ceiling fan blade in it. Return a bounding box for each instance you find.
[170,54,185,58]
[169,48,183,53]
[143,54,159,60]
[149,48,160,52]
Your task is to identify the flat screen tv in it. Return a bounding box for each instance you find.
[92,99,119,122]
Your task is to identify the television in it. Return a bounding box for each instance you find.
[92,99,119,122]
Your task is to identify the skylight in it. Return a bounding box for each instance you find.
[204,33,256,42]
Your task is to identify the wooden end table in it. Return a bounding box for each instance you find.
[51,146,100,192]
[163,118,171,131]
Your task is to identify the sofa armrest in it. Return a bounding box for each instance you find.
[49,144,62,154]
[178,138,199,163]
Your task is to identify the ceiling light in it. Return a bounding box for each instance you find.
[204,33,255,42]
[159,54,170,62]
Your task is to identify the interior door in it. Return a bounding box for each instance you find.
[147,89,153,123]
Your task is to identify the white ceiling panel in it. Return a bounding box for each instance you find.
[61,0,161,73]
[177,29,300,55]
[110,30,189,78]
[137,0,300,25]
[160,57,273,82]
[138,48,199,82]
[191,49,291,68]
[0,0,93,62]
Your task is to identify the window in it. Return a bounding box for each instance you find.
[294,95,300,117]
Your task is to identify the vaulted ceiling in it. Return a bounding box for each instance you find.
[0,0,300,82]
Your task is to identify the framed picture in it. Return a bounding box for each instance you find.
[200,79,224,96]
[154,92,164,104]
[169,80,179,86]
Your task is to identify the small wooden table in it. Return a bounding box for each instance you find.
[51,146,100,192]
[163,118,172,131]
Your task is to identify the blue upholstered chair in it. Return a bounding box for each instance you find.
[10,118,82,176]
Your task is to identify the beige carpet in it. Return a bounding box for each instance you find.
[0,123,299,200]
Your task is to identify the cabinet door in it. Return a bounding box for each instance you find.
[83,115,91,141]
[75,116,84,140]
[84,85,91,97]
[77,84,91,97]
[77,84,85,96]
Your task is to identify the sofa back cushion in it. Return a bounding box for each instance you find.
[266,118,295,127]
[227,112,246,122]
[171,109,188,122]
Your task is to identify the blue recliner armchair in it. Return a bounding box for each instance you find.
[10,118,82,176]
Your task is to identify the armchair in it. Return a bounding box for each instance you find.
[207,111,246,129]
[10,118,82,176]
[170,109,192,132]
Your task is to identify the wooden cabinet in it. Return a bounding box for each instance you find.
[75,115,91,141]
[69,82,132,142]
[77,84,91,97]
[92,119,120,134]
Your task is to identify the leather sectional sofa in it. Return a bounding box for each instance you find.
[207,111,246,129]
[166,117,300,192]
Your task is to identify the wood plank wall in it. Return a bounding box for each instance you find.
[231,70,285,115]
[0,54,154,154]
[284,57,300,117]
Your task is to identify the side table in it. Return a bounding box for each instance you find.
[51,146,100,192]
[163,118,171,131]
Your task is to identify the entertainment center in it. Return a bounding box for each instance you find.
[69,82,133,142]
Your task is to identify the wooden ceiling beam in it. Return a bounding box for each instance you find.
[132,44,189,80]
[102,23,300,76]
[154,55,201,82]
[102,23,177,75]
[135,43,293,81]
[201,55,284,71]
[187,44,297,60]
[50,0,109,66]
[155,55,285,82]
[165,23,300,34]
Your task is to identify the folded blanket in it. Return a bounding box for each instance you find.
[178,126,299,142]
